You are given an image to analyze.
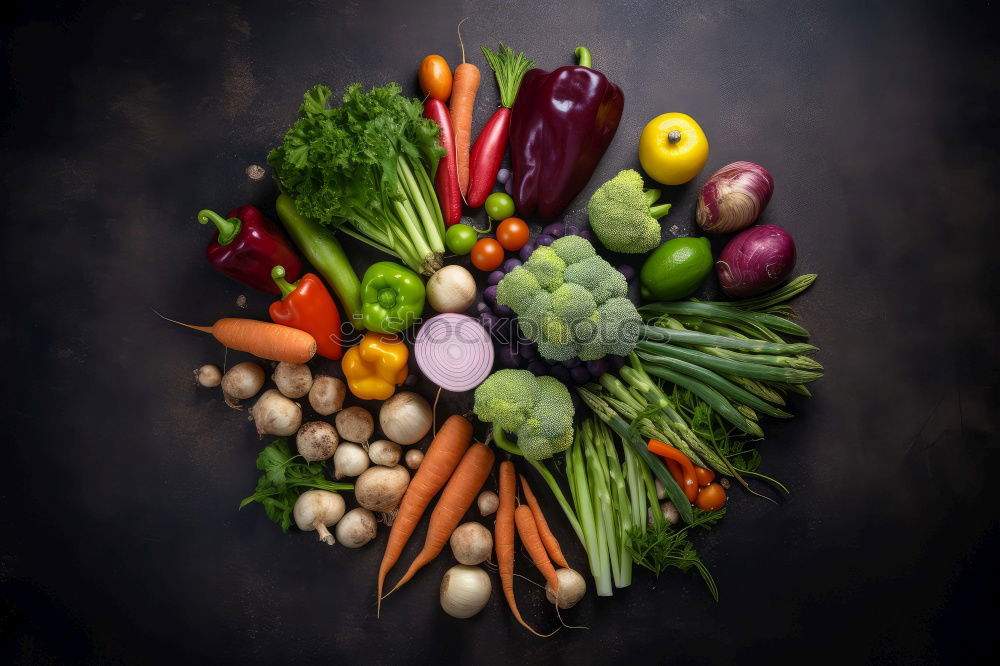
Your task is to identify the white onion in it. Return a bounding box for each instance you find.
[379,392,432,445]
[440,565,492,618]
[426,264,477,313]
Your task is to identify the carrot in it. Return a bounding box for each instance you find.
[387,443,495,593]
[515,504,560,593]
[376,414,472,614]
[155,312,316,363]
[519,475,570,569]
[496,461,548,637]
[449,18,480,197]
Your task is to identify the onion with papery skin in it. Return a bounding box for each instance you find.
[696,161,774,234]
[716,224,796,298]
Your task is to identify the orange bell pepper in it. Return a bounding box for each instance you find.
[342,332,408,400]
[648,439,699,503]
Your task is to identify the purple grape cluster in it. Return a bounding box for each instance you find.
[476,221,637,385]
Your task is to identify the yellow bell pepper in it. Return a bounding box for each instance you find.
[341,332,409,400]
[638,112,709,186]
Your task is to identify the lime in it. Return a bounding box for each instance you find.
[639,237,713,300]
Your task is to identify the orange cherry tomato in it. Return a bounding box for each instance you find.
[419,55,453,102]
[695,483,727,511]
[471,238,504,271]
[496,217,529,251]
[694,466,715,487]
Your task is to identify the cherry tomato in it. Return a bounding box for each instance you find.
[471,238,504,271]
[496,217,529,251]
[446,224,478,255]
[695,483,727,511]
[485,192,515,220]
[694,466,716,487]
[419,55,452,102]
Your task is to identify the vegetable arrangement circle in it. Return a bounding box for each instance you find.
[414,313,495,391]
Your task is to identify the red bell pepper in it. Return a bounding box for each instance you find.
[423,99,462,226]
[198,206,302,294]
[268,266,343,360]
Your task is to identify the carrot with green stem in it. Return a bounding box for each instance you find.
[387,443,495,593]
[519,475,569,569]
[377,415,472,614]
[450,18,480,197]
[155,312,316,363]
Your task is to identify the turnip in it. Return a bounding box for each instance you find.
[293,490,345,545]
[545,568,587,609]
[194,364,222,387]
[449,522,492,565]
[335,508,377,548]
[251,389,302,436]
[309,375,346,415]
[272,362,313,399]
[440,565,492,618]
[405,449,424,470]
[221,361,265,405]
[335,406,374,443]
[368,439,402,467]
[333,442,369,479]
[477,490,499,517]
[379,392,432,445]
[354,464,410,512]
[296,421,339,462]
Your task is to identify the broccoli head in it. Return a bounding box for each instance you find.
[495,235,641,362]
[588,169,671,254]
[596,296,643,357]
[473,371,574,460]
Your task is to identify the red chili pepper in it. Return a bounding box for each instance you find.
[199,206,302,294]
[648,439,699,503]
[466,107,510,208]
[268,266,342,360]
[422,99,462,226]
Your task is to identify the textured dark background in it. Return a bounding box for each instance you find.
[2,0,998,663]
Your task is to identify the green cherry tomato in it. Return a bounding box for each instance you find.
[446,223,478,255]
[484,192,515,220]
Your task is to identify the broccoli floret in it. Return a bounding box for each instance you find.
[517,290,552,341]
[474,371,574,461]
[496,266,541,314]
[549,283,597,324]
[551,235,597,265]
[537,339,580,361]
[540,314,573,346]
[596,296,643,357]
[522,246,566,291]
[472,369,541,432]
[588,169,671,254]
[564,255,628,304]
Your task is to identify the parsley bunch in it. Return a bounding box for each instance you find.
[239,440,352,531]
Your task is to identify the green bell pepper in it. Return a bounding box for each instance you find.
[360,261,425,333]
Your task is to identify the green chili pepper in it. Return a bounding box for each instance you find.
[360,261,426,333]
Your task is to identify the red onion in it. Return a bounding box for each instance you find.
[716,224,796,298]
[696,161,774,234]
[415,313,494,391]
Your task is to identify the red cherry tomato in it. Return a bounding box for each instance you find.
[695,483,727,511]
[471,238,504,271]
[496,217,529,251]
[694,466,715,487]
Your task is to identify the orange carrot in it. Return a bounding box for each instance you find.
[519,475,570,569]
[377,415,472,613]
[515,504,560,592]
[156,312,315,363]
[450,18,480,196]
[496,461,547,636]
[387,443,495,593]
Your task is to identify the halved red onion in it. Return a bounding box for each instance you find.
[414,313,495,391]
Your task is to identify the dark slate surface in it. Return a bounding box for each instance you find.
[2,0,998,662]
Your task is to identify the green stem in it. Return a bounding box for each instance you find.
[270,266,297,299]
[575,46,592,68]
[197,209,241,245]
[649,203,672,219]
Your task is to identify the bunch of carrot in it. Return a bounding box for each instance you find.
[495,461,570,636]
